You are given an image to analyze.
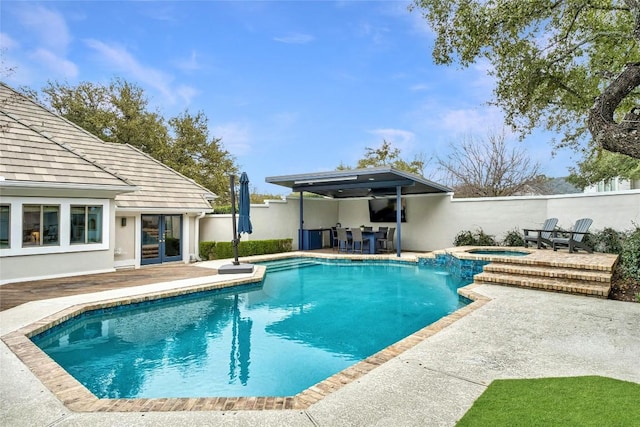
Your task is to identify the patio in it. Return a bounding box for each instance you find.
[0,251,637,426]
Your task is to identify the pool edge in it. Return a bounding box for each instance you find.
[1,262,491,413]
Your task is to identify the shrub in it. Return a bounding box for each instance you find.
[588,227,624,254]
[476,229,498,246]
[199,241,216,260]
[212,205,234,214]
[620,226,640,280]
[502,228,525,247]
[453,230,476,246]
[200,239,293,260]
[453,228,497,246]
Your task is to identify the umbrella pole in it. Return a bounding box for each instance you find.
[230,175,240,265]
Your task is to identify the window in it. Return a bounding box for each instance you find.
[23,205,59,246]
[0,205,9,248]
[70,206,103,244]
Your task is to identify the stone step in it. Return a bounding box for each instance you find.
[472,255,616,273]
[474,271,610,298]
[483,263,612,284]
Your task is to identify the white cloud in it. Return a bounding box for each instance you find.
[410,83,430,91]
[356,22,390,46]
[16,6,71,53]
[469,59,496,95]
[211,122,252,156]
[29,48,78,79]
[139,4,178,23]
[0,32,18,50]
[7,5,78,82]
[368,128,416,152]
[400,1,436,38]
[175,50,202,72]
[273,33,315,44]
[175,85,199,105]
[438,107,505,135]
[85,39,181,103]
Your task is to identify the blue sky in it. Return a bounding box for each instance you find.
[1,1,577,194]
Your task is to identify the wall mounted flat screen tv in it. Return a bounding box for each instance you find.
[368,198,406,223]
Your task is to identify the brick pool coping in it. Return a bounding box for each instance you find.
[2,255,490,413]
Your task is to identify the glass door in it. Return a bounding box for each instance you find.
[141,214,182,265]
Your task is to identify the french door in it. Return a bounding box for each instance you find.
[141,214,183,265]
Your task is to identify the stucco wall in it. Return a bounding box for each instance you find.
[0,197,115,284]
[201,198,339,251]
[114,215,136,268]
[200,190,640,253]
[0,250,115,284]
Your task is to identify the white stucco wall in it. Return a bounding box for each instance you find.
[0,197,116,284]
[200,190,640,253]
[545,191,640,231]
[200,198,339,251]
[114,215,136,268]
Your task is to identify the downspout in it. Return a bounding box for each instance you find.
[396,185,402,257]
[194,211,206,262]
[299,191,304,250]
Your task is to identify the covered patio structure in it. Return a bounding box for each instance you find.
[265,167,453,256]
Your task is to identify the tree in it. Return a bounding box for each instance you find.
[342,140,431,176]
[167,111,238,199]
[437,130,548,197]
[411,0,640,160]
[249,188,284,204]
[43,79,169,160]
[39,79,239,202]
[567,151,640,189]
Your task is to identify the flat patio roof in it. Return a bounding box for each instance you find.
[265,166,452,198]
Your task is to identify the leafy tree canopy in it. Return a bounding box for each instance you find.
[567,151,640,188]
[411,0,640,160]
[39,78,238,203]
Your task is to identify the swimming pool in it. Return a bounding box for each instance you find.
[32,258,469,398]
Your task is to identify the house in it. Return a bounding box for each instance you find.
[0,83,215,284]
[584,177,640,193]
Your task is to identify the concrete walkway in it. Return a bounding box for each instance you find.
[1,262,639,426]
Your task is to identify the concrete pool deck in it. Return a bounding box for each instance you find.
[1,253,639,426]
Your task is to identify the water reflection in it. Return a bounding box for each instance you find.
[228,294,252,385]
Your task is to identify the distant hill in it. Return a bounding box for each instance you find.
[543,177,582,195]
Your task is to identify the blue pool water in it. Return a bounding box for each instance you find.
[32,259,469,398]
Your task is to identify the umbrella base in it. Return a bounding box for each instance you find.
[218,263,255,274]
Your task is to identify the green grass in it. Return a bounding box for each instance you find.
[456,376,640,427]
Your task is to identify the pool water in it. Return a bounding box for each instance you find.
[32,260,468,398]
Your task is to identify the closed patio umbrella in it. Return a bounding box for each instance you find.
[219,173,255,274]
[237,172,253,236]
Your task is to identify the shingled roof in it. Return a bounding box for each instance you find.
[0,83,215,211]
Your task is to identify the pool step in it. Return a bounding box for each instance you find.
[474,261,613,298]
[263,259,319,272]
[482,263,612,284]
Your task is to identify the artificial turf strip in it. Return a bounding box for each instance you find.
[456,376,640,427]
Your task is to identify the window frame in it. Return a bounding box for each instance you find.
[1,197,110,257]
[22,204,60,247]
[70,205,103,245]
[0,205,10,249]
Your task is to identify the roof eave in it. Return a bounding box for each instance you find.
[0,180,139,198]
[265,166,453,197]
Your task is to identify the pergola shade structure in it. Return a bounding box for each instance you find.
[266,167,453,256]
